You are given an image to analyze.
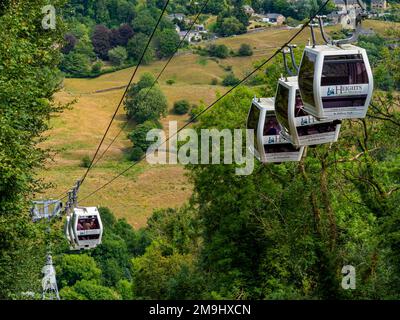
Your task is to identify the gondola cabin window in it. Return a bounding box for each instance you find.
[247,104,261,149]
[321,55,368,86]
[321,54,370,109]
[298,51,317,110]
[77,216,100,231]
[264,115,281,136]
[294,91,308,118]
[275,84,291,134]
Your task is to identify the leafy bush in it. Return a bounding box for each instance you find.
[108,46,128,66]
[80,155,91,168]
[166,79,176,85]
[238,44,253,56]
[173,100,191,115]
[60,52,91,77]
[222,73,241,86]
[128,120,161,155]
[91,61,103,74]
[129,147,145,162]
[207,44,229,59]
[189,105,203,122]
[125,86,168,123]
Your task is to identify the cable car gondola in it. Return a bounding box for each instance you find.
[274,45,342,147]
[298,14,373,121]
[247,97,304,163]
[298,44,373,120]
[65,207,103,251]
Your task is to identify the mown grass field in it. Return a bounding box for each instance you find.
[39,20,397,228]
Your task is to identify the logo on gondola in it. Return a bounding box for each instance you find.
[327,87,335,96]
[327,85,364,96]
[301,118,309,126]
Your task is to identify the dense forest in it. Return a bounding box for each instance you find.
[1,0,400,300]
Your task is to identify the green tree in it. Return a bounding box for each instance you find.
[60,280,120,300]
[132,11,156,35]
[204,0,227,15]
[125,83,168,123]
[156,29,180,58]
[60,52,91,76]
[216,16,246,37]
[127,33,154,64]
[91,60,103,74]
[0,0,65,298]
[74,40,96,61]
[128,121,160,152]
[131,241,202,299]
[208,44,230,59]
[116,279,134,300]
[129,147,145,161]
[56,254,102,287]
[108,46,128,66]
[128,72,156,98]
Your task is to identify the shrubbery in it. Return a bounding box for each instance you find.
[108,46,128,66]
[238,44,253,56]
[207,44,230,59]
[173,100,191,115]
[222,73,241,86]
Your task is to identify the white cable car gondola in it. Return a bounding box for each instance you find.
[275,47,341,147]
[298,14,373,120]
[65,207,103,251]
[247,97,304,163]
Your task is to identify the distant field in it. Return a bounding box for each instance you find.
[39,20,396,228]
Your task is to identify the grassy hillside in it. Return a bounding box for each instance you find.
[39,20,397,228]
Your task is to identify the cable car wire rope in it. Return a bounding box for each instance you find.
[90,0,212,169]
[53,0,171,201]
[78,0,332,203]
[80,0,171,184]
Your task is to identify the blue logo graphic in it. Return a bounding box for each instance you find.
[268,137,275,144]
[327,87,335,96]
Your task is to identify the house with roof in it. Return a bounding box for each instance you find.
[371,0,387,10]
[178,30,203,43]
[256,13,286,25]
[167,13,186,22]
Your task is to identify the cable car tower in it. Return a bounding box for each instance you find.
[30,200,63,222]
[31,180,103,299]
[30,200,61,300]
[41,254,60,300]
